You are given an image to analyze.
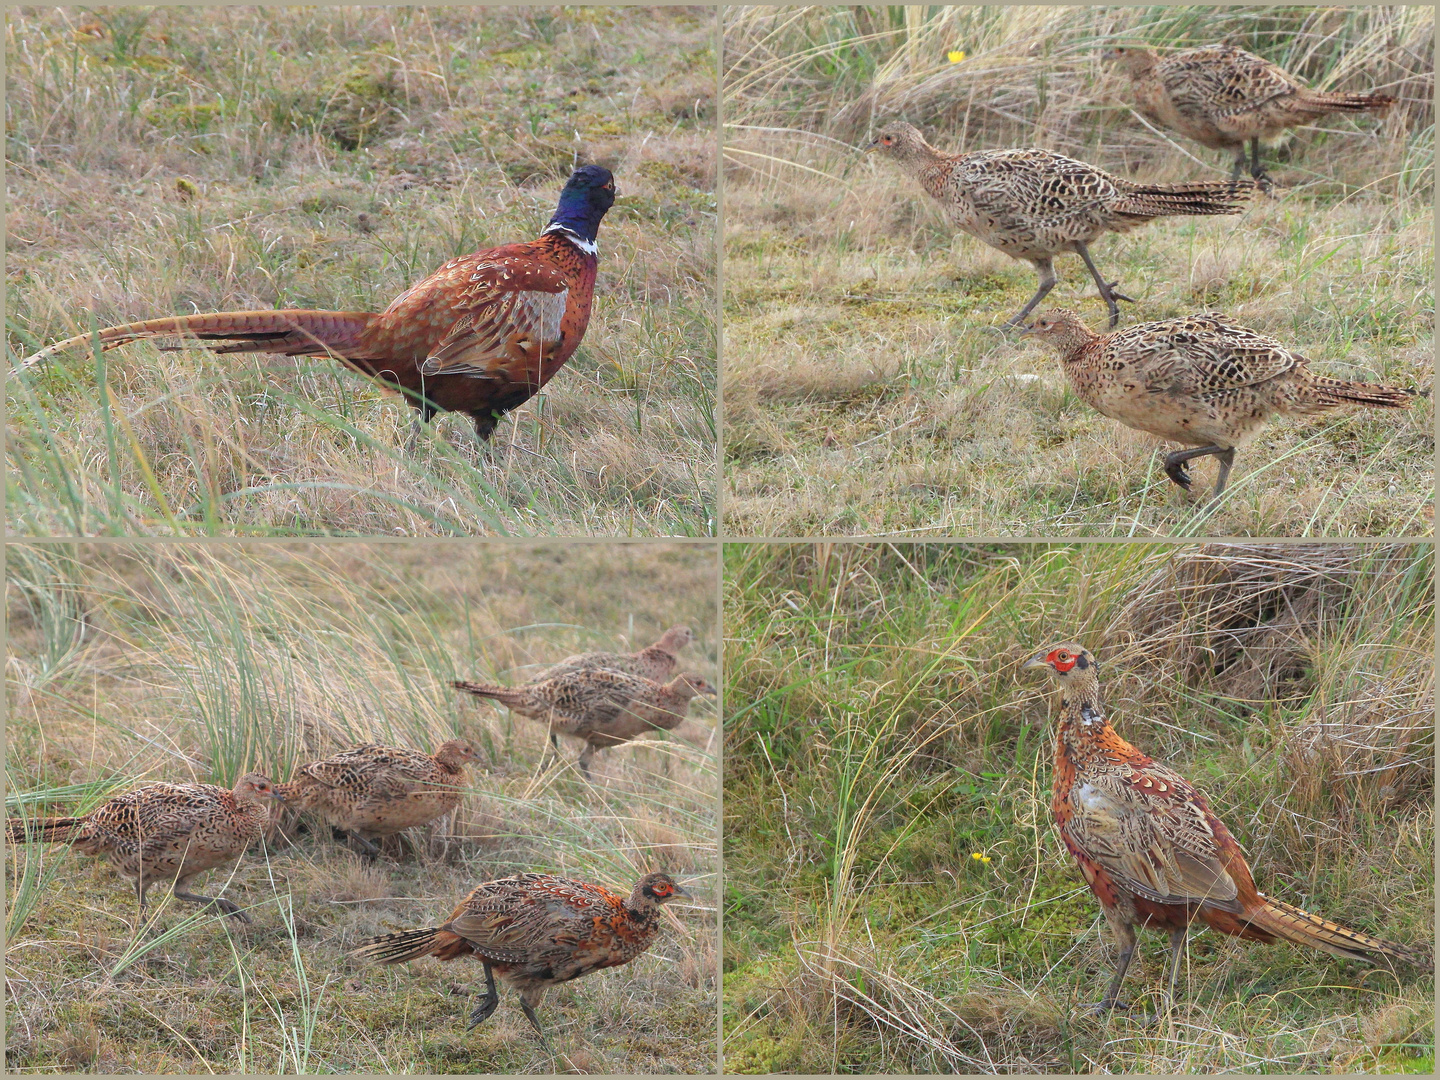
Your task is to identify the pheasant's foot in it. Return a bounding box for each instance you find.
[466,991,500,1030]
[1163,457,1193,490]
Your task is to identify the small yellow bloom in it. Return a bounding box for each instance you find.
[981,855,992,864]
[971,851,983,860]
[948,50,966,64]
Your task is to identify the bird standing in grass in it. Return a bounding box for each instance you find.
[1022,308,1421,502]
[1103,44,1396,187]
[539,624,694,682]
[351,871,692,1039]
[865,121,1252,328]
[4,773,283,922]
[1025,643,1430,1012]
[18,166,616,443]
[453,669,716,777]
[275,740,481,861]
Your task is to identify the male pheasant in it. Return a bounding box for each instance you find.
[1022,308,1421,501]
[865,121,1252,328]
[1104,44,1396,186]
[18,166,616,442]
[540,624,694,682]
[1025,643,1430,1012]
[453,669,716,777]
[351,871,692,1038]
[5,773,283,922]
[276,740,481,860]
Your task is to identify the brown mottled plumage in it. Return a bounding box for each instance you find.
[5,774,282,922]
[1104,44,1396,185]
[351,871,692,1037]
[540,624,694,682]
[276,740,481,860]
[865,121,1252,327]
[453,670,716,777]
[18,167,615,441]
[1026,644,1429,1012]
[1023,308,1420,500]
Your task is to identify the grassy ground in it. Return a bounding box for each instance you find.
[722,542,1433,1073]
[5,541,719,1073]
[722,6,1434,537]
[6,6,717,537]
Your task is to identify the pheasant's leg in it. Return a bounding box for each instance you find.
[1230,151,1247,181]
[1162,444,1228,490]
[467,963,501,1029]
[342,830,382,862]
[1074,243,1136,329]
[1164,927,1187,1005]
[174,879,250,923]
[1003,258,1058,328]
[1210,448,1236,502]
[404,400,440,451]
[1096,920,1137,1013]
[518,989,548,1045]
[576,744,596,780]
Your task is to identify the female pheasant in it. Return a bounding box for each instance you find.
[351,871,692,1038]
[1025,643,1429,1012]
[540,624,695,682]
[866,121,1251,328]
[1022,308,1421,501]
[5,773,283,922]
[1103,44,1395,186]
[276,740,481,860]
[19,166,616,442]
[453,670,716,777]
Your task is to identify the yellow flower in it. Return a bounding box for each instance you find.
[971,851,983,860]
[948,50,966,64]
[981,856,992,864]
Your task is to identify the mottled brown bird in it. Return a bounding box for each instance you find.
[1023,308,1420,500]
[276,740,481,860]
[19,167,615,442]
[351,871,692,1038]
[1104,44,1396,186]
[540,624,694,682]
[1026,643,1430,1012]
[866,121,1251,327]
[5,773,283,922]
[453,670,716,777]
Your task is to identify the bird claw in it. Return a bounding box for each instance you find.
[1107,284,1137,304]
[466,993,499,1030]
[1164,459,1193,490]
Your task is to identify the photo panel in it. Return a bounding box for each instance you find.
[8,6,718,537]
[5,540,720,1073]
[722,541,1433,1073]
[721,6,1433,537]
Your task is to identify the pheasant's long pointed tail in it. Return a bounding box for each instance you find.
[5,816,86,844]
[1249,896,1432,967]
[1114,178,1256,218]
[351,926,451,965]
[17,310,377,371]
[1292,89,1397,116]
[1307,376,1422,411]
[452,680,529,708]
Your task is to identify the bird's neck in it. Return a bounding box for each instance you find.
[544,189,605,250]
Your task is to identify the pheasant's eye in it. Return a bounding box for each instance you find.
[1057,652,1070,662]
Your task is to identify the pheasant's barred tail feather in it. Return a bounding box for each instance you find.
[1297,89,1397,115]
[1253,897,1432,967]
[1115,179,1254,218]
[18,310,377,370]
[5,816,85,844]
[451,680,525,706]
[352,927,449,965]
[1307,377,1418,410]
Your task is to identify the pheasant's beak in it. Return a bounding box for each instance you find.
[1015,323,1035,336]
[270,790,286,803]
[1022,652,1050,671]
[863,139,881,154]
[671,882,695,902]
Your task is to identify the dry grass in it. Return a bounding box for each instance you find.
[6,6,717,537]
[722,542,1433,1073]
[5,541,719,1073]
[722,5,1433,537]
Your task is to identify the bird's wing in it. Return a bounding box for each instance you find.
[961,150,1117,228]
[1164,47,1300,122]
[1064,762,1242,911]
[447,876,600,959]
[1127,315,1301,394]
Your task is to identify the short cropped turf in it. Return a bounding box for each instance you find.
[722,542,1433,1073]
[5,541,719,1073]
[722,6,1433,537]
[7,6,717,537]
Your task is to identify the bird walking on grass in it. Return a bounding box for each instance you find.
[17,166,616,443]
[453,669,716,777]
[276,740,481,861]
[1103,44,1396,187]
[1021,308,1421,502]
[351,871,692,1039]
[865,121,1252,328]
[1025,643,1430,1013]
[539,624,694,682]
[5,773,283,922]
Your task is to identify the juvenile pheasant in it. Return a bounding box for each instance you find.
[1025,643,1430,1012]
[540,624,694,681]
[865,121,1251,327]
[18,166,615,442]
[453,670,716,777]
[1022,308,1420,500]
[1104,44,1396,186]
[276,740,481,860]
[5,773,283,922]
[351,871,692,1038]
